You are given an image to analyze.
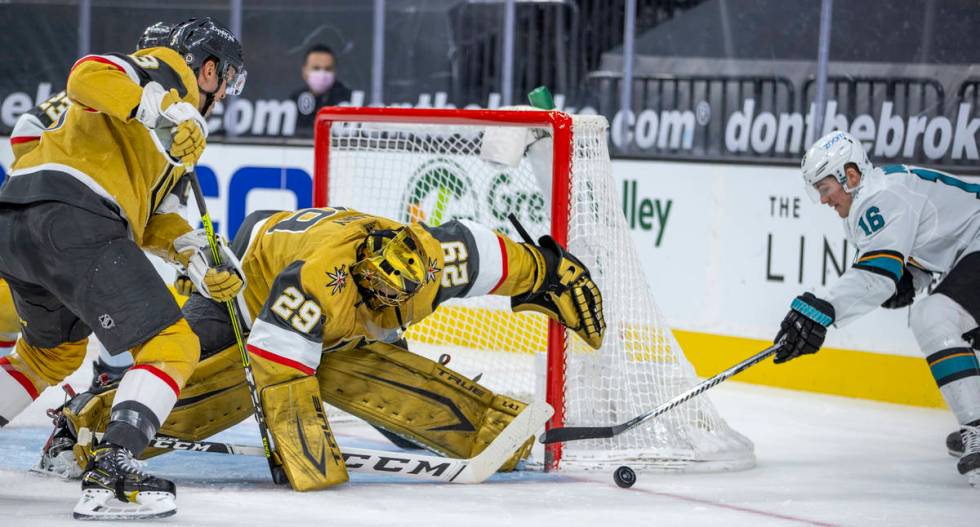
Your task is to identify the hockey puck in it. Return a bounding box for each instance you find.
[613,465,636,488]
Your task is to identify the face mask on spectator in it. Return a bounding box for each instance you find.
[307,70,335,94]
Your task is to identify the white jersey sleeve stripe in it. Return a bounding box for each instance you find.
[458,219,505,297]
[246,318,321,375]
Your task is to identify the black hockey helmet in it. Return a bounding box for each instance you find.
[137,21,174,50]
[168,17,246,96]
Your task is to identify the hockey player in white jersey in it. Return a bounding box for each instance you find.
[773,130,980,487]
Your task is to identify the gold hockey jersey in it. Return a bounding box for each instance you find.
[8,90,70,161]
[2,47,199,247]
[239,207,538,382]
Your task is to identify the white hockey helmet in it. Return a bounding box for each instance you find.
[800,130,874,203]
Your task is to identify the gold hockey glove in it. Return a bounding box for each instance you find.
[173,230,245,303]
[169,119,206,167]
[513,236,605,349]
[136,81,208,168]
[173,274,194,296]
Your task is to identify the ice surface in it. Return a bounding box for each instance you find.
[1,356,974,526]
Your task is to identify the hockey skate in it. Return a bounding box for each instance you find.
[957,421,980,488]
[31,407,82,479]
[88,358,130,391]
[73,444,177,520]
[948,429,964,457]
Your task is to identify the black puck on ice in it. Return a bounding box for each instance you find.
[613,465,636,488]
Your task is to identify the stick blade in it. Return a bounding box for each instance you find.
[539,425,616,444]
[452,400,553,483]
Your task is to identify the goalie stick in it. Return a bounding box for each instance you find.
[77,400,553,484]
[186,172,284,483]
[539,343,783,444]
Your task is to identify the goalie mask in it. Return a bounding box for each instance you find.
[352,227,428,310]
[801,130,874,204]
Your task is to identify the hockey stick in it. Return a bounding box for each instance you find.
[186,172,283,483]
[78,400,552,484]
[539,343,783,444]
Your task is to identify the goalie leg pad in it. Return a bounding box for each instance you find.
[262,375,348,491]
[511,235,606,349]
[317,342,532,470]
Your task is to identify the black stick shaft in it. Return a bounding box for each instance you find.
[540,343,782,444]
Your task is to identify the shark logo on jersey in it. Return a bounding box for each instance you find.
[325,265,348,295]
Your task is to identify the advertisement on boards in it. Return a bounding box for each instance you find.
[0,141,958,360]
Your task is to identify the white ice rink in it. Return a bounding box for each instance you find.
[1,358,975,527]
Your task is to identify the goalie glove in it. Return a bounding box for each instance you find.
[136,81,208,168]
[172,229,245,303]
[512,235,606,349]
[774,292,835,364]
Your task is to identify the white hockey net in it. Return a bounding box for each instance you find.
[315,108,754,471]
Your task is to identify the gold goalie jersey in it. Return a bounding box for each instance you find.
[239,208,539,383]
[2,47,198,247]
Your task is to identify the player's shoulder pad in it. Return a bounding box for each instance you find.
[417,219,483,303]
[850,178,909,228]
[298,244,363,330]
[119,48,200,108]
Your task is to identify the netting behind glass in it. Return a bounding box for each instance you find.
[321,111,754,471]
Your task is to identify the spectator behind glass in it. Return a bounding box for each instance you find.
[290,44,353,137]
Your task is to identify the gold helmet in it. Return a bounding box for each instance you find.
[352,226,428,309]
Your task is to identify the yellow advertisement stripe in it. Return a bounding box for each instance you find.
[674,330,945,408]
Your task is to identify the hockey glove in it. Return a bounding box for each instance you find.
[881,265,915,309]
[964,327,980,352]
[136,82,208,167]
[168,119,206,167]
[173,274,194,297]
[172,230,245,303]
[512,235,606,349]
[774,292,835,364]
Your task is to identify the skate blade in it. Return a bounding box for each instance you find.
[30,451,83,480]
[967,471,980,489]
[73,488,176,520]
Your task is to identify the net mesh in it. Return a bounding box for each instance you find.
[320,111,754,471]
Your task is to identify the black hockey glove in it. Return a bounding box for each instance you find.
[881,265,915,309]
[963,327,980,351]
[774,292,836,364]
